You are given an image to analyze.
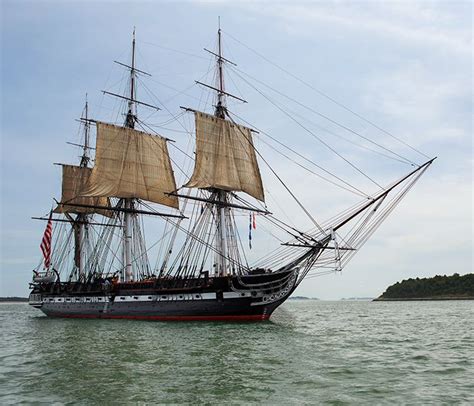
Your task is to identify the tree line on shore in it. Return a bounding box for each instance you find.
[379,273,474,299]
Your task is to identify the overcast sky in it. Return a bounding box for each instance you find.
[1,1,472,299]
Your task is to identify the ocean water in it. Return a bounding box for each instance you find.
[0,301,472,405]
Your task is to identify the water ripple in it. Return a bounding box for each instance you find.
[0,301,473,404]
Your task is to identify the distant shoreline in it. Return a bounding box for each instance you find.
[373,296,474,301]
[288,296,319,300]
[0,297,28,303]
[340,297,374,301]
[375,273,474,301]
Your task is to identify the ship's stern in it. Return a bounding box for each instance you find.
[28,292,43,308]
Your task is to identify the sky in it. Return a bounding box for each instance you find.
[1,0,472,299]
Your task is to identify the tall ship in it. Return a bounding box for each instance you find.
[29,27,435,321]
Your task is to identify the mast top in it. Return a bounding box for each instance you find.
[215,20,226,119]
[196,21,246,111]
[125,28,137,128]
[79,93,90,167]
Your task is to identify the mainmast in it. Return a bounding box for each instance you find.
[123,28,137,282]
[125,29,137,128]
[80,95,91,167]
[215,22,228,277]
[77,96,90,280]
[215,23,226,120]
[74,29,179,282]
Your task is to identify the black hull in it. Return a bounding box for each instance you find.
[29,270,298,321]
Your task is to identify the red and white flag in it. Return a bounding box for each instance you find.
[40,211,53,269]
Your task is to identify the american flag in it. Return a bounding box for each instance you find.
[40,211,53,268]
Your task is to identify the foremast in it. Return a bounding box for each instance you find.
[214,25,229,277]
[198,25,253,277]
[123,29,137,282]
[175,24,266,279]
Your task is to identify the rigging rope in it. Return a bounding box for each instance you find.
[232,71,385,189]
[226,113,326,234]
[229,66,417,167]
[227,109,370,198]
[222,30,430,160]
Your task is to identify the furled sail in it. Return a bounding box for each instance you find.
[81,122,179,209]
[184,111,265,202]
[54,164,112,216]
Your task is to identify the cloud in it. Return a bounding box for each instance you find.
[1,1,471,299]
[362,60,471,147]
[227,1,472,56]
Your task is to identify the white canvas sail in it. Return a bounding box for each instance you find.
[81,122,179,209]
[184,111,265,202]
[54,164,112,216]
